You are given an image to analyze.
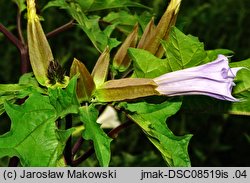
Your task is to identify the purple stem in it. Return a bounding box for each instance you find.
[46,20,75,39]
[0,23,29,74]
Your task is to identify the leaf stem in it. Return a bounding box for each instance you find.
[8,156,19,167]
[108,120,132,139]
[46,20,75,39]
[0,23,23,51]
[121,68,133,78]
[71,121,133,166]
[0,23,29,74]
[72,137,84,158]
[16,10,25,45]
[64,114,73,166]
[20,45,29,74]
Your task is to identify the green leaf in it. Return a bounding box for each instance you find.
[230,59,250,96]
[42,0,148,52]
[43,0,148,12]
[0,93,73,166]
[182,58,250,115]
[42,0,69,10]
[12,0,26,12]
[43,1,121,52]
[69,6,120,52]
[79,105,112,166]
[129,48,172,78]
[103,11,139,34]
[0,96,16,116]
[120,98,192,166]
[49,76,80,118]
[162,27,210,71]
[18,73,46,97]
[79,0,148,12]
[0,84,28,115]
[0,77,80,166]
[206,49,234,61]
[0,73,45,116]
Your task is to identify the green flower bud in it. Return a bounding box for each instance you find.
[91,47,110,87]
[113,24,138,72]
[70,58,95,102]
[27,0,53,86]
[94,78,159,102]
[142,0,181,57]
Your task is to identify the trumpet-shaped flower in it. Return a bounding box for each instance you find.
[153,55,242,101]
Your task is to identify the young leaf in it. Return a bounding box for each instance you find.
[79,105,112,167]
[12,0,26,12]
[119,98,192,166]
[0,93,73,166]
[162,27,210,71]
[129,48,172,78]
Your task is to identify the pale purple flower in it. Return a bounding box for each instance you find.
[153,55,242,101]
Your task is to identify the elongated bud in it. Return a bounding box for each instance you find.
[137,18,155,49]
[70,58,95,101]
[142,0,181,56]
[27,0,53,86]
[94,78,159,102]
[113,24,138,72]
[91,47,110,87]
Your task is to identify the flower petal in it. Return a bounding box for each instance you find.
[154,55,242,101]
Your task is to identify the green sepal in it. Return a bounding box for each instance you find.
[94,78,159,102]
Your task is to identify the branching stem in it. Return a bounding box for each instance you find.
[46,20,75,39]
[17,11,25,45]
[64,114,73,166]
[0,23,23,51]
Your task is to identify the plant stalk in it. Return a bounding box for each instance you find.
[46,20,75,39]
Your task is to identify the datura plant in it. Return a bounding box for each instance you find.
[0,0,249,167]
